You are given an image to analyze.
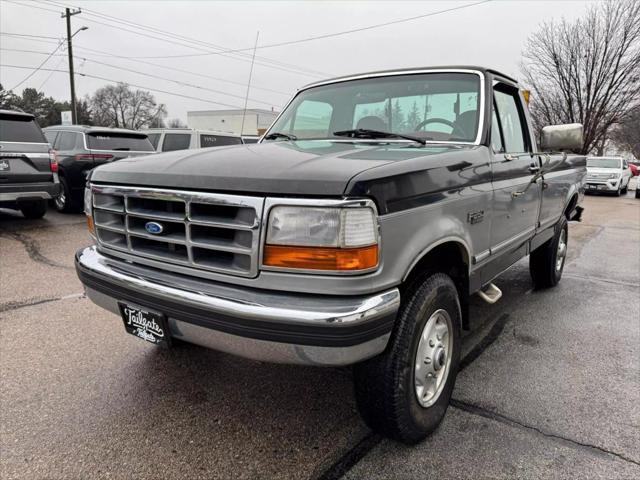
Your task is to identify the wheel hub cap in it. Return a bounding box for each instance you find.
[414,309,453,407]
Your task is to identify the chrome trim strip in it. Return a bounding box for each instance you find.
[490,227,536,255]
[473,249,491,264]
[261,69,486,146]
[0,191,52,201]
[0,152,50,158]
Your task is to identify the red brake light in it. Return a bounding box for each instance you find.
[49,149,59,173]
[74,154,114,161]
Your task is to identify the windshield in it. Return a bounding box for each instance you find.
[266,72,482,143]
[587,158,621,169]
[87,132,154,151]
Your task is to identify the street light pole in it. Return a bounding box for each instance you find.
[63,7,82,124]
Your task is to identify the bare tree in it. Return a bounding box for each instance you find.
[91,83,166,129]
[521,0,640,154]
[610,106,640,158]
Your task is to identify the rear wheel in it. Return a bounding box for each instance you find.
[353,273,461,444]
[19,200,47,219]
[54,177,81,213]
[530,216,568,289]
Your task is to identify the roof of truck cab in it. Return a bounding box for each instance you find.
[43,125,146,135]
[300,66,518,90]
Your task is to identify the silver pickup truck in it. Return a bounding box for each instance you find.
[76,66,586,443]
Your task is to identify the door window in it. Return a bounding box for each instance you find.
[44,131,58,146]
[162,134,191,152]
[493,89,527,153]
[57,132,79,151]
[146,133,160,149]
[490,106,504,153]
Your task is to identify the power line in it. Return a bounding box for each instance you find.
[70,0,493,59]
[5,0,328,78]
[39,0,332,78]
[9,39,66,90]
[0,31,61,40]
[0,37,291,96]
[1,47,284,106]
[1,63,249,109]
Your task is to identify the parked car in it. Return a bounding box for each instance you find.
[0,110,59,219]
[628,159,639,177]
[142,128,243,152]
[43,125,155,212]
[585,156,632,195]
[76,66,586,444]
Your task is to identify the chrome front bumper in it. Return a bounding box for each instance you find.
[75,246,400,366]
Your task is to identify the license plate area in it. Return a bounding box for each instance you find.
[118,302,170,347]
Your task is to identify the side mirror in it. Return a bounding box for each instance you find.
[540,123,583,151]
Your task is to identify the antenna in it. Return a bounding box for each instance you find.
[240,31,259,137]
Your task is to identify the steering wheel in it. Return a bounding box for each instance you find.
[413,117,456,131]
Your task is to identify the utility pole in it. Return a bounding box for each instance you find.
[62,7,81,124]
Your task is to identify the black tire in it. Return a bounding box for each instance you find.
[530,216,568,289]
[19,200,47,219]
[54,177,82,213]
[621,183,628,194]
[614,186,621,196]
[635,188,640,199]
[353,273,461,444]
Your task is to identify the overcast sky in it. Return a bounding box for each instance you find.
[1,0,596,122]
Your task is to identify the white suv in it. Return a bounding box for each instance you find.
[586,156,632,196]
[143,128,243,153]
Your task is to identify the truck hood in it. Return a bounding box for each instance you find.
[90,141,468,196]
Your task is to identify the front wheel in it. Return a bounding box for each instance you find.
[353,273,461,444]
[530,216,568,289]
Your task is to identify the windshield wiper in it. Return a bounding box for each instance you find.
[264,132,297,141]
[333,128,426,145]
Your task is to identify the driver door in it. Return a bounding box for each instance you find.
[489,84,541,256]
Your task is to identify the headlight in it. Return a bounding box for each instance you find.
[264,205,378,272]
[608,173,619,179]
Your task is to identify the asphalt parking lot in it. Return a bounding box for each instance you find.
[1,188,639,480]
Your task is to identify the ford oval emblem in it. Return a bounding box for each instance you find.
[145,221,164,235]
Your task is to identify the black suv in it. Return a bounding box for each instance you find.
[0,110,59,219]
[43,125,155,212]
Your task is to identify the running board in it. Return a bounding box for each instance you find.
[477,283,502,304]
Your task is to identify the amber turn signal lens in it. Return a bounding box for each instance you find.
[263,244,378,271]
[87,215,95,234]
